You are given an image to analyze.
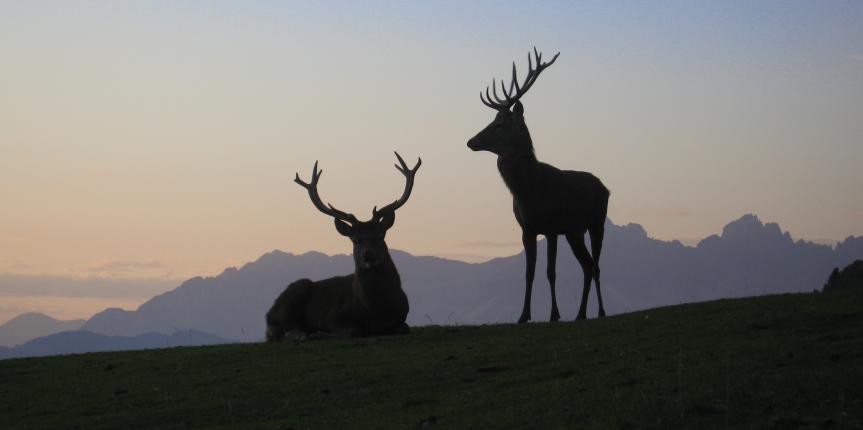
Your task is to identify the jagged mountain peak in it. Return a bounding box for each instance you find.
[617,222,648,239]
[720,214,792,245]
[721,214,763,238]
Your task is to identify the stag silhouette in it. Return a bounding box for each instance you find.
[266,152,421,340]
[467,49,610,323]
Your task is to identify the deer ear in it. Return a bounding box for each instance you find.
[334,219,353,237]
[378,210,396,230]
[513,100,524,116]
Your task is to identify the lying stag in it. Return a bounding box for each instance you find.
[468,48,610,322]
[266,152,421,341]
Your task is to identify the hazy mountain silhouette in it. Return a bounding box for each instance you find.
[0,329,227,359]
[70,214,862,344]
[0,313,85,347]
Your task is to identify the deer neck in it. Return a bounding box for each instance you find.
[353,256,400,292]
[352,256,403,312]
[496,148,539,197]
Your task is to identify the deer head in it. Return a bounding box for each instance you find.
[467,48,559,156]
[295,152,421,270]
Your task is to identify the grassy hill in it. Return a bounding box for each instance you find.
[2,291,862,429]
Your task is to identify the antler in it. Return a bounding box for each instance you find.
[480,47,560,112]
[295,161,359,224]
[373,151,422,219]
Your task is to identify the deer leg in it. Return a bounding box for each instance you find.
[566,232,594,320]
[396,323,410,335]
[594,277,605,318]
[588,225,606,318]
[367,317,410,336]
[518,231,537,324]
[547,235,560,322]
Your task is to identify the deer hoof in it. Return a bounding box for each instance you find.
[517,314,530,324]
[550,312,560,322]
[575,313,587,321]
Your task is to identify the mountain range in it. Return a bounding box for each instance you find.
[2,214,861,358]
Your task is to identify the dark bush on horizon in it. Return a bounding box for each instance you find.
[823,260,863,292]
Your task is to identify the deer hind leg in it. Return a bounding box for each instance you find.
[518,231,537,324]
[546,234,560,322]
[588,224,606,318]
[565,232,594,320]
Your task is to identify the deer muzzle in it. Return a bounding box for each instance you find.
[360,250,379,268]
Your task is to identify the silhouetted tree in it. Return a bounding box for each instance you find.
[823,260,863,292]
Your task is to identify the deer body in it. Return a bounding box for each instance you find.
[266,153,419,341]
[500,158,607,235]
[267,262,408,338]
[268,275,354,336]
[469,49,610,323]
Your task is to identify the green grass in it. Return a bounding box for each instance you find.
[2,291,862,429]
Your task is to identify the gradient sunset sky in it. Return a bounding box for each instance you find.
[2,2,862,321]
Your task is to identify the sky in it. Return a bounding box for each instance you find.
[1,1,862,322]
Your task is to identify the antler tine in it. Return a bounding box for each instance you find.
[490,78,508,105]
[477,48,559,112]
[374,151,422,218]
[393,150,409,173]
[510,61,520,95]
[509,48,560,106]
[482,82,509,111]
[499,78,512,101]
[295,161,358,224]
[480,90,498,110]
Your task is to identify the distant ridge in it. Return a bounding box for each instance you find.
[0,313,85,347]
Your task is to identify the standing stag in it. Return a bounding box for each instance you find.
[265,152,421,341]
[467,48,610,323]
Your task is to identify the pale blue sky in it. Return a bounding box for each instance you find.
[1,1,861,289]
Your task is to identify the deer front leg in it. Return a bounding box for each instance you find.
[547,235,560,322]
[366,317,410,336]
[518,231,537,324]
[566,233,594,321]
